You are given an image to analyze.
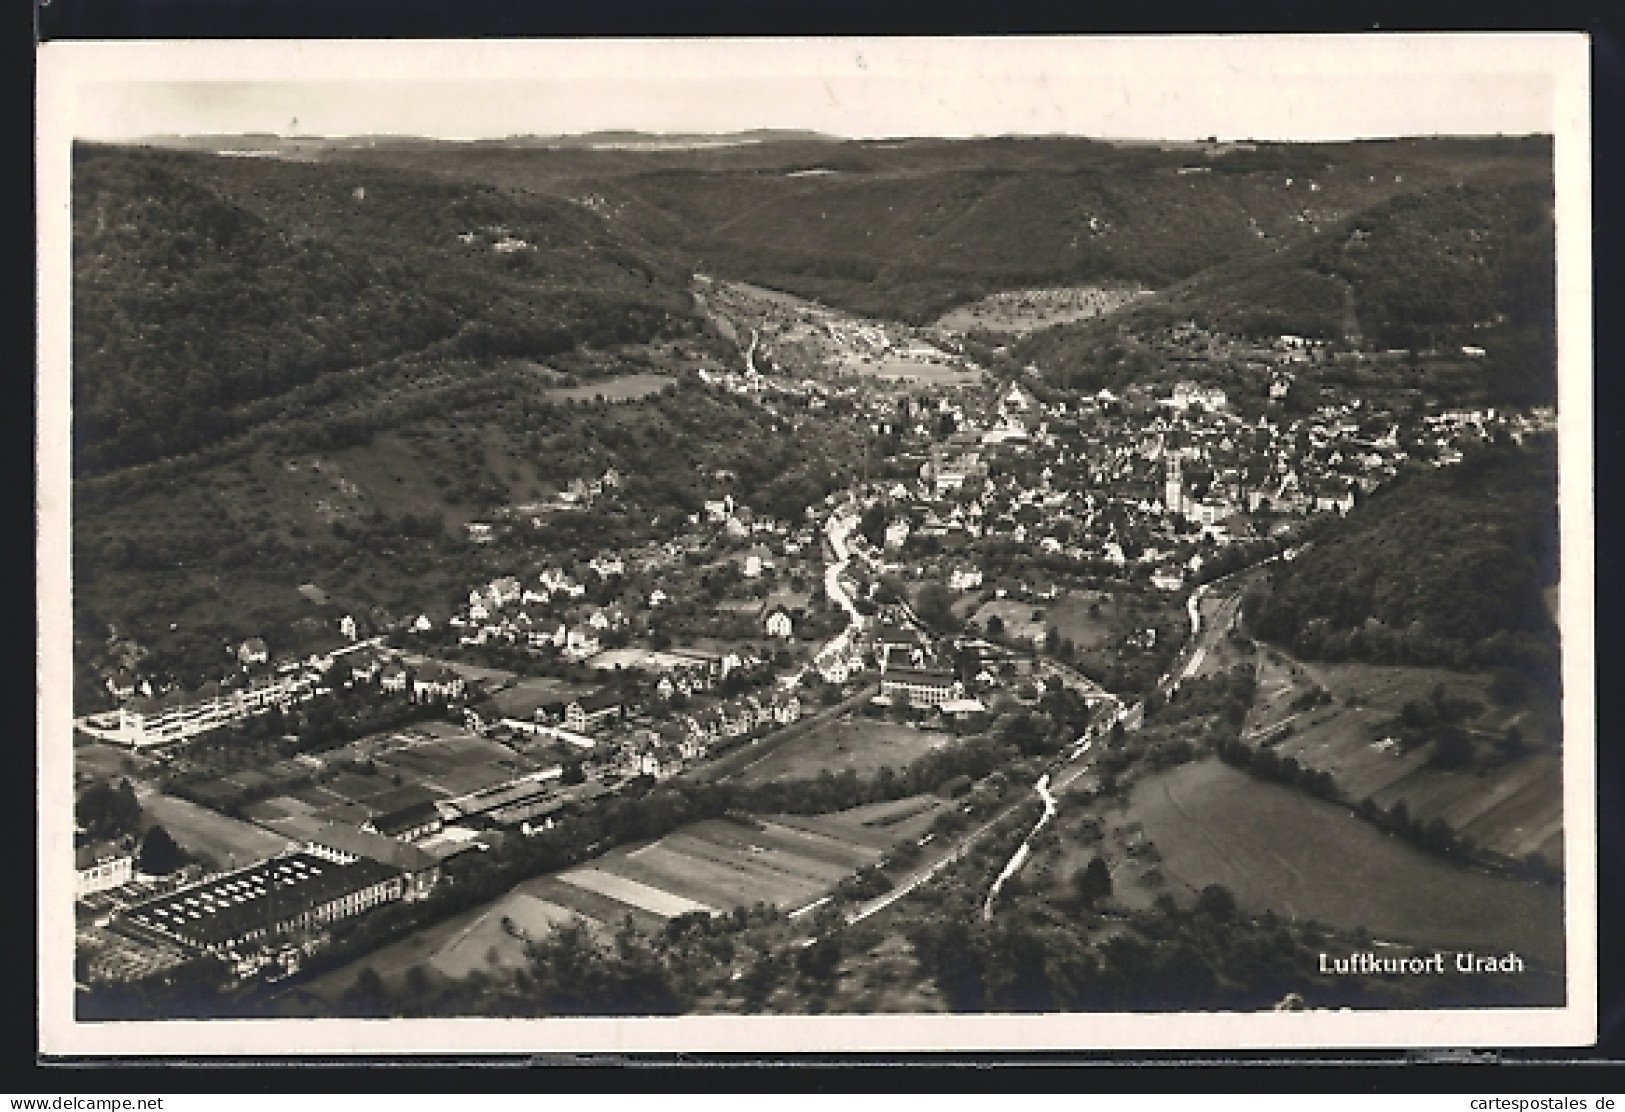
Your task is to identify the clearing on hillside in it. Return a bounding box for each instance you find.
[934,285,1151,334]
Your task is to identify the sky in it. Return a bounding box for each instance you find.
[42,36,1573,142]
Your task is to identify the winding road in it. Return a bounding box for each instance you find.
[813,509,866,675]
[977,554,1280,919]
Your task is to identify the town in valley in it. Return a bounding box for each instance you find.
[66,129,1566,1018]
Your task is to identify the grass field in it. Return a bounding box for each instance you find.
[558,866,718,917]
[1246,656,1564,864]
[729,718,954,787]
[969,599,1048,644]
[428,892,587,979]
[1115,758,1565,968]
[1038,591,1116,650]
[770,795,951,850]
[138,791,291,865]
[74,741,149,786]
[539,373,675,403]
[489,676,594,713]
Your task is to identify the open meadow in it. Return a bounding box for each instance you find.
[729,718,955,787]
[1245,654,1563,865]
[1037,591,1116,650]
[1112,758,1565,968]
[137,791,291,866]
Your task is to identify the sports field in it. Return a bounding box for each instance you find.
[1118,759,1565,968]
[729,718,953,786]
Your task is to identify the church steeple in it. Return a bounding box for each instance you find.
[1164,456,1184,518]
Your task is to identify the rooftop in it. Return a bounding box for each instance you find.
[122,852,403,949]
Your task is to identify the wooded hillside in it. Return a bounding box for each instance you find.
[1245,434,1560,689]
[73,144,698,473]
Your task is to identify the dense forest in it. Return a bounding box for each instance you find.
[1246,433,1560,690]
[1010,168,1556,408]
[72,144,698,473]
[307,133,1552,325]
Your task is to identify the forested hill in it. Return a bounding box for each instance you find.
[314,134,1553,325]
[1245,434,1560,688]
[1011,172,1555,407]
[72,144,699,473]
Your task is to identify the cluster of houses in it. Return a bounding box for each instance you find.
[99,650,336,750]
[829,352,1514,604]
[447,565,617,658]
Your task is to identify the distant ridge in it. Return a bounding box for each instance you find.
[121,128,842,153]
[519,128,840,149]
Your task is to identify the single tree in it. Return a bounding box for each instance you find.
[1073,855,1114,908]
[137,824,187,875]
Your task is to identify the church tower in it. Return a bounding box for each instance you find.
[1164,456,1184,518]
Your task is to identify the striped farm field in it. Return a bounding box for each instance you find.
[711,820,879,871]
[293,802,938,994]
[769,812,897,852]
[556,868,716,918]
[667,827,856,882]
[603,843,823,912]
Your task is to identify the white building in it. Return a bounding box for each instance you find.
[76,845,134,898]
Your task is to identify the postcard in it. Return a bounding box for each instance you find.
[37,33,1595,1054]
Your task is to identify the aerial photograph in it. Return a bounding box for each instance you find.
[44,39,1583,1043]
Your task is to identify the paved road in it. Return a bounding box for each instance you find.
[814,509,866,674]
